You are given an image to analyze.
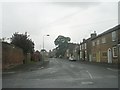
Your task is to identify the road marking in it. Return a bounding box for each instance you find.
[50,71,56,74]
[41,67,44,69]
[38,67,44,69]
[54,60,58,64]
[3,72,15,74]
[47,68,53,70]
[107,68,118,72]
[86,70,93,79]
[81,81,94,85]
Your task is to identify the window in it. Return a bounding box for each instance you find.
[112,31,116,41]
[102,37,106,43]
[80,51,82,58]
[92,41,95,46]
[112,47,117,57]
[84,43,87,49]
[97,40,100,45]
[82,44,84,49]
[85,50,87,58]
[80,45,82,50]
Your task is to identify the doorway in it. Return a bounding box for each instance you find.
[96,51,100,62]
[108,48,112,63]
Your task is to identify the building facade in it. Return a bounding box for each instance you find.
[91,25,120,63]
[80,32,97,62]
[80,39,87,61]
[64,43,80,60]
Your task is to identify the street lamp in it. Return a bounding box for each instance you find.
[42,34,50,63]
[43,34,50,50]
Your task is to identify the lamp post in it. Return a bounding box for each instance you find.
[42,34,50,63]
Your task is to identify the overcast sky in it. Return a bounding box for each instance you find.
[1,0,118,51]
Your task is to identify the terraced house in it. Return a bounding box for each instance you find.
[80,31,97,62]
[80,39,87,61]
[91,25,120,63]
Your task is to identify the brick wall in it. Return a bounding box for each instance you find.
[2,42,24,70]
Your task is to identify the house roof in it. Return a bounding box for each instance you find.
[91,24,120,40]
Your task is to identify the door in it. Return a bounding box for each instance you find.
[96,51,100,62]
[108,48,112,63]
[89,54,92,62]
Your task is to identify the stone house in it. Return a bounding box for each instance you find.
[91,25,120,63]
[118,27,120,64]
[72,44,80,60]
[80,39,87,61]
[64,43,76,59]
[64,43,80,60]
[80,31,97,62]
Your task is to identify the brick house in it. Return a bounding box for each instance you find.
[2,42,24,70]
[32,50,42,62]
[91,25,120,63]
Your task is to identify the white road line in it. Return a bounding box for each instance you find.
[3,72,15,74]
[86,70,93,79]
[38,67,44,69]
[50,71,56,74]
[81,81,94,85]
[56,60,59,64]
[107,68,118,72]
[54,60,58,64]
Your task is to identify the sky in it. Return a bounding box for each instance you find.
[0,0,119,51]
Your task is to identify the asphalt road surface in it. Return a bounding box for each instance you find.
[2,58,119,88]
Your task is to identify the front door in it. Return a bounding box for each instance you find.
[108,48,112,63]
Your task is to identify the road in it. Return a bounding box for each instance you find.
[2,58,119,88]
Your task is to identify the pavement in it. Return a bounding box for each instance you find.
[2,58,119,88]
[2,61,49,74]
[76,60,118,69]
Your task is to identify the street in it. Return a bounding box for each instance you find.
[2,58,118,88]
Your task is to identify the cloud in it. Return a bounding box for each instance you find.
[1,2,118,51]
[51,2,101,8]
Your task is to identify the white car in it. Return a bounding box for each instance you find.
[69,56,76,61]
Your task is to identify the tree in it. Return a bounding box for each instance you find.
[54,35,71,58]
[11,32,34,54]
[54,35,70,46]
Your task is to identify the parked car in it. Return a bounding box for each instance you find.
[69,56,76,61]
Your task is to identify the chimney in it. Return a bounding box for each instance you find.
[91,31,97,39]
[83,39,86,42]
